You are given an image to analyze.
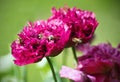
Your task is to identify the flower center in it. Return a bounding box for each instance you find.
[72,38,82,43]
[48,35,54,41]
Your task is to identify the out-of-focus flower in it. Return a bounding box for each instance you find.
[60,66,96,82]
[11,19,70,66]
[0,53,13,72]
[49,7,98,47]
[77,43,120,82]
[60,43,120,82]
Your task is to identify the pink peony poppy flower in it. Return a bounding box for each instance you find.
[11,19,70,66]
[49,7,98,47]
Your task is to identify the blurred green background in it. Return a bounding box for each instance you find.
[0,0,120,82]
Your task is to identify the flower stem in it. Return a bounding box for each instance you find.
[46,57,57,82]
[72,47,78,64]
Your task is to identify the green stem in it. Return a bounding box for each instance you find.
[46,57,57,82]
[72,47,78,64]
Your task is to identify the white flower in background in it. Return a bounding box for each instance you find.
[0,53,14,72]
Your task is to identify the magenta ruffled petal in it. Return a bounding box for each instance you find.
[11,19,70,66]
[49,7,98,47]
